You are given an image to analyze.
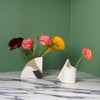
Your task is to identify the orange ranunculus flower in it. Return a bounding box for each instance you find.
[42,42,55,52]
[48,42,56,52]
[81,48,93,61]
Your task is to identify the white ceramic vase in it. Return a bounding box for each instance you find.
[58,59,76,84]
[21,57,43,79]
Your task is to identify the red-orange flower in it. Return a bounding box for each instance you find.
[82,48,93,61]
[48,42,56,52]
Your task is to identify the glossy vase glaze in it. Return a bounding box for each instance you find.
[21,57,43,79]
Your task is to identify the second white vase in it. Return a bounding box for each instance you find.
[58,59,76,84]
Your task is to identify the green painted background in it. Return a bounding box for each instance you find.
[1,0,100,77]
[71,0,100,76]
[0,0,70,71]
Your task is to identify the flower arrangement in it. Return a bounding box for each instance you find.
[57,48,93,84]
[75,48,93,68]
[8,35,65,61]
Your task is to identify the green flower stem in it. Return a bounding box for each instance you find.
[75,55,84,68]
[38,46,44,57]
[40,49,50,57]
[29,49,33,59]
[18,48,29,61]
[40,45,55,57]
[33,37,38,58]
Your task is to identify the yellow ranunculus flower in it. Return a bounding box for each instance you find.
[52,36,65,50]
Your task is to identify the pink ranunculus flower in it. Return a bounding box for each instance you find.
[82,48,93,61]
[75,48,93,68]
[22,39,34,50]
[39,35,52,45]
[86,48,93,61]
[81,48,87,57]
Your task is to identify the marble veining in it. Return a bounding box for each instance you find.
[0,70,100,100]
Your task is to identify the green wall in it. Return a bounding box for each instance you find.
[0,0,71,71]
[1,0,100,77]
[71,0,100,76]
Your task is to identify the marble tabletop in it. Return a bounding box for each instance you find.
[0,70,100,100]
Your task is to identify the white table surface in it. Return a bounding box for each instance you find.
[0,70,100,100]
